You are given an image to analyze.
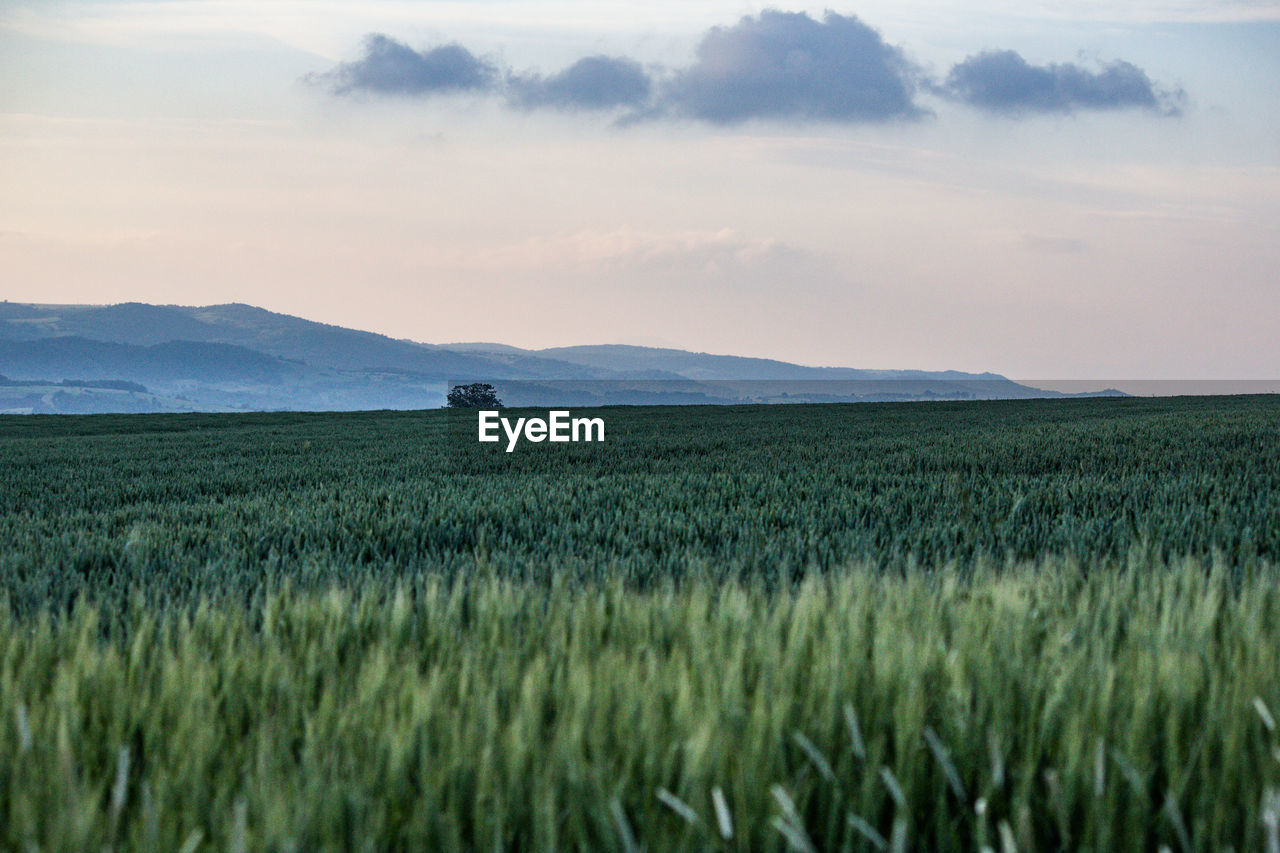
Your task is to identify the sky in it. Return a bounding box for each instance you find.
[1,1,1278,379]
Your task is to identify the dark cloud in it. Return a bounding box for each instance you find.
[312,16,1186,126]
[318,34,497,96]
[658,11,922,123]
[508,56,652,111]
[943,50,1183,116]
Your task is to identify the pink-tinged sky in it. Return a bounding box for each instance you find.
[1,1,1277,378]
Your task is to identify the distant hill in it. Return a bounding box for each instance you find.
[0,337,295,383]
[0,300,1097,412]
[0,302,602,379]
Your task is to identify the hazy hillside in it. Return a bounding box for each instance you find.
[529,344,1050,398]
[0,374,199,414]
[537,344,917,380]
[0,337,296,384]
[0,302,602,379]
[0,301,1085,412]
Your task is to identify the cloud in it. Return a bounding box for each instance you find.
[458,227,804,273]
[943,50,1183,116]
[311,15,1186,126]
[508,56,652,111]
[659,11,922,123]
[416,228,826,292]
[1020,234,1086,254]
[316,34,497,96]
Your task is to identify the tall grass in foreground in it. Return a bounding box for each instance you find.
[3,555,1280,851]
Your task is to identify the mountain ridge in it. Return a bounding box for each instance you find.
[0,301,1103,412]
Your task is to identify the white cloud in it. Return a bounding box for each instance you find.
[473,228,805,275]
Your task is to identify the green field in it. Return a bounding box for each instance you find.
[2,397,1279,850]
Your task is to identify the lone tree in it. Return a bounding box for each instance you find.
[446,383,503,408]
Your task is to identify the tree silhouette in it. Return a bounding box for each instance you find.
[446,383,503,408]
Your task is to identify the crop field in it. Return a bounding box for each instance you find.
[2,396,1279,850]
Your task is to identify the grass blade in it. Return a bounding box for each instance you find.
[177,829,204,853]
[924,726,967,803]
[845,702,866,761]
[656,788,700,826]
[880,766,907,810]
[848,813,888,851]
[711,787,733,840]
[772,816,818,853]
[793,730,837,784]
[610,798,640,853]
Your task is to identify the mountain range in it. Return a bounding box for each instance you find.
[0,301,1114,413]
